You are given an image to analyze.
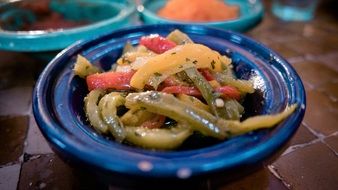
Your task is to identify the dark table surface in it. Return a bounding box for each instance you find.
[0,0,337,189]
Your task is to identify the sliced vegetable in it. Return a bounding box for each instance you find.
[115,65,132,73]
[122,41,135,54]
[177,94,210,112]
[98,92,126,142]
[126,91,297,139]
[120,108,155,126]
[73,55,100,78]
[139,34,176,54]
[130,43,231,89]
[125,91,225,139]
[86,70,135,91]
[209,80,221,88]
[184,67,227,118]
[215,70,254,93]
[140,115,166,129]
[223,99,244,120]
[160,75,190,88]
[218,104,297,136]
[161,86,201,96]
[147,63,195,89]
[124,125,192,150]
[215,86,241,100]
[79,30,299,150]
[117,50,155,65]
[166,29,193,45]
[84,90,109,134]
[198,68,215,81]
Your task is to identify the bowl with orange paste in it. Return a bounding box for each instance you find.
[139,0,264,32]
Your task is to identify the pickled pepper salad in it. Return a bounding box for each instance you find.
[73,30,297,150]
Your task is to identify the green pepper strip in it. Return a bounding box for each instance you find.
[223,99,244,120]
[125,91,226,139]
[84,90,109,134]
[124,124,192,150]
[184,67,227,118]
[125,91,297,139]
[166,29,193,45]
[214,70,254,94]
[218,104,297,136]
[98,92,126,142]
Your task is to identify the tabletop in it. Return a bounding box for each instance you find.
[0,0,337,190]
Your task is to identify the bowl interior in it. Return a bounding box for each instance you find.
[65,35,268,151]
[0,0,122,31]
[33,24,305,178]
[66,31,281,150]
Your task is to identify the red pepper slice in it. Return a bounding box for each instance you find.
[198,68,215,81]
[86,71,135,91]
[161,86,201,96]
[140,115,166,129]
[162,76,182,87]
[140,35,176,54]
[215,86,241,100]
[162,85,241,100]
[157,76,185,91]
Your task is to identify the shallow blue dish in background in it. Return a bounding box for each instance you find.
[140,0,264,32]
[33,24,305,186]
[0,0,136,52]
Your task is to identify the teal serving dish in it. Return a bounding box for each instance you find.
[140,0,264,32]
[33,24,305,188]
[0,0,136,52]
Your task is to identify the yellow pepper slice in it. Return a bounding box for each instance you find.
[130,43,231,89]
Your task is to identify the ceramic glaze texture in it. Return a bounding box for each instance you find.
[32,24,305,179]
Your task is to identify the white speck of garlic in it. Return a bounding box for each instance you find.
[215,98,225,108]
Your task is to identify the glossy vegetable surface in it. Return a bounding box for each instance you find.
[130,43,231,89]
[86,71,135,91]
[34,24,305,178]
[74,29,297,150]
[140,35,176,54]
[98,92,126,142]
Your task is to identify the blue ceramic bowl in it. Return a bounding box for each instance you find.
[33,24,305,183]
[0,0,136,52]
[140,0,264,32]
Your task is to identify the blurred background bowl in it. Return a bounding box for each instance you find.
[33,24,305,188]
[139,0,264,32]
[0,0,136,52]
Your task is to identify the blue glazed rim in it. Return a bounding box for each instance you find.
[140,0,264,32]
[33,24,306,179]
[0,0,135,52]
